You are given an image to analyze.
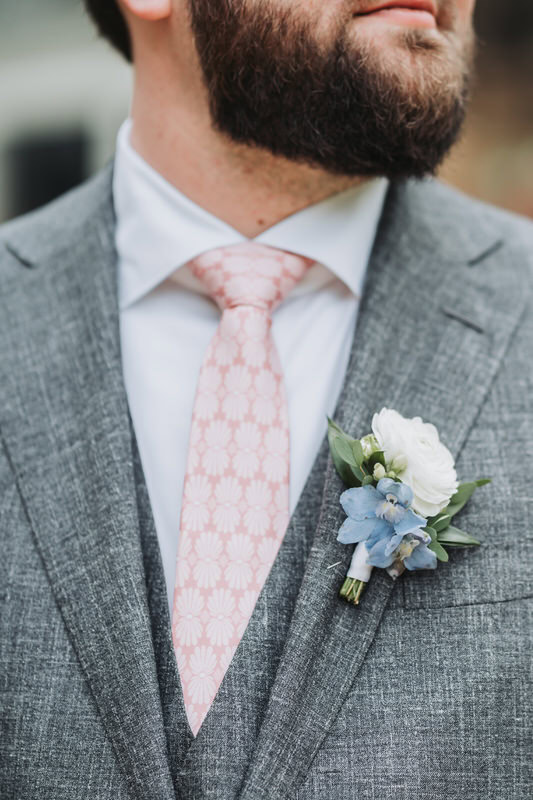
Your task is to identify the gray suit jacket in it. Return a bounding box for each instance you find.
[0,164,532,800]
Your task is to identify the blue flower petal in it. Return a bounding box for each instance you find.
[337,516,380,545]
[393,482,414,509]
[366,519,393,550]
[366,537,396,568]
[376,477,396,496]
[336,517,360,544]
[384,531,405,556]
[340,486,381,520]
[393,508,427,536]
[377,478,413,508]
[411,528,431,544]
[404,543,438,571]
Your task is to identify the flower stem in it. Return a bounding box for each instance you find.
[339,577,367,606]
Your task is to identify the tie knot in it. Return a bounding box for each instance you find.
[188,243,313,314]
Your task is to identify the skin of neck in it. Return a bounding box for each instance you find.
[126,8,362,238]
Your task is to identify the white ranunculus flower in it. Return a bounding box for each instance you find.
[371,408,458,518]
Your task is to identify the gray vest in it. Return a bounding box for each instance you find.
[132,414,329,797]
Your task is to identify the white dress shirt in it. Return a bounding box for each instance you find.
[114,119,388,614]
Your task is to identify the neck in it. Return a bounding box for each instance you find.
[129,78,362,238]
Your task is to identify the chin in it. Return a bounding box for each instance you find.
[352,18,448,53]
[349,23,468,89]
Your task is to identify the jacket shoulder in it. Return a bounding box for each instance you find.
[0,162,114,275]
[404,178,533,271]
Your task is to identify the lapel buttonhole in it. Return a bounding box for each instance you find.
[440,306,485,335]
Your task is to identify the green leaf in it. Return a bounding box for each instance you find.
[425,525,449,561]
[437,524,481,547]
[329,442,358,487]
[443,479,492,519]
[424,526,438,542]
[445,478,490,514]
[334,437,359,468]
[431,513,452,533]
[327,417,344,436]
[327,419,365,469]
[330,447,359,487]
[327,417,398,490]
[327,418,371,487]
[367,450,386,470]
[328,424,358,487]
[428,539,449,562]
[350,464,366,485]
[351,439,365,467]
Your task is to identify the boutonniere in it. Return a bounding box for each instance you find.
[328,408,489,606]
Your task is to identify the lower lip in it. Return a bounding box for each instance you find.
[357,8,437,29]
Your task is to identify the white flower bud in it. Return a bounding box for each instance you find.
[361,434,379,458]
[373,463,386,481]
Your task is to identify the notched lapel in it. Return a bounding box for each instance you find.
[239,180,528,800]
[0,168,175,800]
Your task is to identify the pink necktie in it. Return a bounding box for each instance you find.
[171,243,313,736]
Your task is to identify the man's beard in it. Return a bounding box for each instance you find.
[188,0,474,179]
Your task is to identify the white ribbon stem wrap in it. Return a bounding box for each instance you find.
[346,542,374,582]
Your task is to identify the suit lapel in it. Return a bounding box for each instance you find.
[239,179,528,799]
[0,167,175,800]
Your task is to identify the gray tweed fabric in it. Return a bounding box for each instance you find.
[0,163,531,800]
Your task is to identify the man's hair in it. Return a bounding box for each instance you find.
[84,0,132,62]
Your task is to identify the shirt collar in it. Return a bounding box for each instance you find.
[114,119,388,310]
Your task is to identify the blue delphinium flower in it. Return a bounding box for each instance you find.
[337,478,436,570]
[394,532,437,571]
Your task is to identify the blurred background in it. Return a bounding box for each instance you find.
[0,0,532,223]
